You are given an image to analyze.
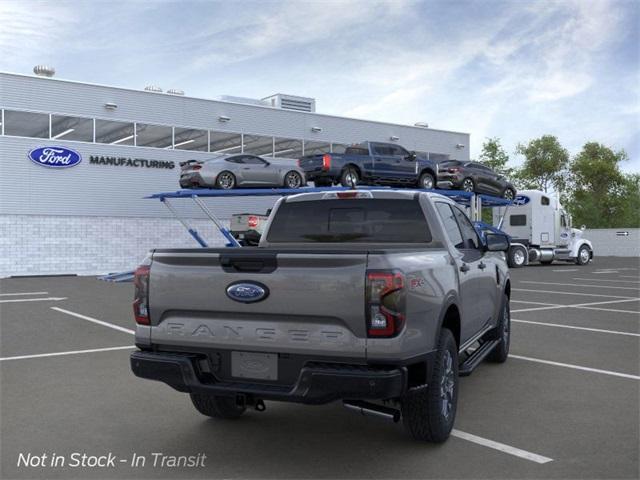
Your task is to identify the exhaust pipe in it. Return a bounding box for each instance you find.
[343,400,401,423]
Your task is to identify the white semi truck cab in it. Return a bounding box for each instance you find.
[493,190,593,267]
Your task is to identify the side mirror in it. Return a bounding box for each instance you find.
[484,233,510,252]
[407,151,417,161]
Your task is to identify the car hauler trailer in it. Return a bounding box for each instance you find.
[492,190,593,268]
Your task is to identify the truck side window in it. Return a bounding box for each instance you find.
[510,215,527,226]
[541,196,550,205]
[451,207,480,250]
[435,203,464,249]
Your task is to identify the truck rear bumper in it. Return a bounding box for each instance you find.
[131,350,407,404]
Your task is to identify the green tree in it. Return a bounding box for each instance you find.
[565,142,638,228]
[479,137,512,176]
[515,135,569,192]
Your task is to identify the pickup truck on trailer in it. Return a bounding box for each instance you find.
[130,189,511,442]
[298,141,441,190]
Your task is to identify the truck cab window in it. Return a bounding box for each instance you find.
[435,203,464,249]
[541,196,550,206]
[451,207,480,249]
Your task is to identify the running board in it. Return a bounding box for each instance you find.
[458,339,500,376]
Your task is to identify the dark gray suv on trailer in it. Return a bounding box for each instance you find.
[437,161,516,200]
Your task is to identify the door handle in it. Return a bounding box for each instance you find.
[460,263,470,273]
[478,261,487,270]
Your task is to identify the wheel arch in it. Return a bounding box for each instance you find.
[438,299,461,349]
[419,167,436,179]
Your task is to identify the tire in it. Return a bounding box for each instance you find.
[503,188,516,201]
[284,170,303,189]
[216,171,236,189]
[487,294,510,363]
[576,245,591,265]
[340,167,359,187]
[418,172,435,190]
[401,328,458,443]
[461,177,475,192]
[190,393,246,419]
[508,245,527,268]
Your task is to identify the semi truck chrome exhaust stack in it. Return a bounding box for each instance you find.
[343,401,401,423]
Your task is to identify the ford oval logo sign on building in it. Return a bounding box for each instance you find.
[226,282,269,303]
[28,146,82,168]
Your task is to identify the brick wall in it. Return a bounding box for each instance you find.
[0,215,228,277]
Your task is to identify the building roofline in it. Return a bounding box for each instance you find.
[0,71,470,137]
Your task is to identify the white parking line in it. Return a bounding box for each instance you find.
[509,355,640,380]
[512,319,640,337]
[520,281,640,291]
[0,297,67,304]
[511,297,640,313]
[451,429,553,464]
[620,275,640,279]
[51,307,135,335]
[577,306,640,315]
[0,345,135,362]
[513,288,637,299]
[572,278,640,284]
[510,300,561,306]
[0,291,49,296]
[593,271,619,274]
[552,269,579,272]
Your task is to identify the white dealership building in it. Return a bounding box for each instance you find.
[0,69,470,277]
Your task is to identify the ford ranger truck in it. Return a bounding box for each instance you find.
[298,142,442,190]
[130,189,511,442]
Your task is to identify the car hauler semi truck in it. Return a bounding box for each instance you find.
[493,190,593,268]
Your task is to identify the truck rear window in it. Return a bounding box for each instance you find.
[267,199,432,243]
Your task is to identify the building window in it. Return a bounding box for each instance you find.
[303,140,331,155]
[135,123,173,148]
[3,110,49,138]
[173,127,208,151]
[51,114,93,142]
[243,134,274,156]
[273,137,303,159]
[95,119,135,145]
[210,131,243,154]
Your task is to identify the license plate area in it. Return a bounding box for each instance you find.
[231,351,278,381]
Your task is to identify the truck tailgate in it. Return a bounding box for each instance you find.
[148,249,367,358]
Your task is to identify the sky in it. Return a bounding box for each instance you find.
[1,0,638,172]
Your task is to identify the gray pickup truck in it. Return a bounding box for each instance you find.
[131,189,511,442]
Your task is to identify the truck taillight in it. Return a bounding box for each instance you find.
[133,265,150,325]
[366,270,405,337]
[322,154,332,171]
[448,167,460,173]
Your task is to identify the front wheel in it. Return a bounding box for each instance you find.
[508,245,527,268]
[401,328,458,442]
[418,172,435,190]
[503,188,516,201]
[487,294,510,363]
[190,393,246,419]
[576,245,591,265]
[284,170,303,189]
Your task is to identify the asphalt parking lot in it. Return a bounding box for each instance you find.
[1,256,638,479]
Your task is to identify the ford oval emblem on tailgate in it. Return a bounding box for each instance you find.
[226,281,269,303]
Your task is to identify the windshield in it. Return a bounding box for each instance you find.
[267,198,432,243]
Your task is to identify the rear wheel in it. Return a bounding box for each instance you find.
[190,393,246,419]
[576,245,591,265]
[216,171,236,189]
[401,328,458,442]
[284,171,303,189]
[418,172,435,190]
[461,177,475,192]
[340,167,359,187]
